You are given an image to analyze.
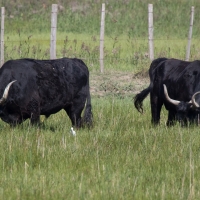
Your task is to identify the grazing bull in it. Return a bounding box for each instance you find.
[134,58,200,126]
[0,57,93,127]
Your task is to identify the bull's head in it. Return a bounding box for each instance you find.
[0,80,17,105]
[163,84,200,124]
[163,84,200,108]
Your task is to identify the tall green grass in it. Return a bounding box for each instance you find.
[1,97,200,199]
[5,32,200,73]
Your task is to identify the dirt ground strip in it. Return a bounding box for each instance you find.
[90,71,149,98]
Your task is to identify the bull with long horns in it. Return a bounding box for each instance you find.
[134,58,200,126]
[0,58,93,127]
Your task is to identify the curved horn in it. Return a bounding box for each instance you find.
[0,80,17,105]
[163,84,180,106]
[191,91,200,108]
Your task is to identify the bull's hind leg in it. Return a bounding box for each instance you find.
[64,95,86,128]
[150,93,163,125]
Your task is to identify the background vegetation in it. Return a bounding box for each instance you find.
[1,0,200,72]
[0,0,200,199]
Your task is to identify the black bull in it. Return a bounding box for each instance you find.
[134,58,200,126]
[0,58,93,127]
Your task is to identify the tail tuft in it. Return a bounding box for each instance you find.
[134,86,151,113]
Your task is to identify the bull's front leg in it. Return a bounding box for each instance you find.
[166,111,176,126]
[30,112,40,125]
[28,98,41,126]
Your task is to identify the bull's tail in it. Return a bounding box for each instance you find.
[134,58,167,114]
[82,80,93,128]
[134,84,151,113]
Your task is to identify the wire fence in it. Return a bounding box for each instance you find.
[1,3,200,72]
[4,37,200,72]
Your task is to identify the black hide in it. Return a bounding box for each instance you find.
[0,58,93,127]
[134,58,200,126]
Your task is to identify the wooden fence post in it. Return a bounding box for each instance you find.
[99,3,105,73]
[186,6,194,61]
[1,7,5,66]
[50,4,58,59]
[148,4,154,61]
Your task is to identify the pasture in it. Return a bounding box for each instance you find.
[1,95,200,199]
[1,0,200,199]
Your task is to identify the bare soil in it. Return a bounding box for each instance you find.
[90,70,149,98]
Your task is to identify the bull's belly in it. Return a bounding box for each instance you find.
[40,101,70,116]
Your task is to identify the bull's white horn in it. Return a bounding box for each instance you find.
[191,91,200,108]
[163,84,180,106]
[0,80,17,105]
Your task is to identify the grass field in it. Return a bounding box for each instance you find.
[1,98,200,199]
[1,0,200,199]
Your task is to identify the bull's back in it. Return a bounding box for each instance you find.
[160,59,200,101]
[0,58,89,107]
